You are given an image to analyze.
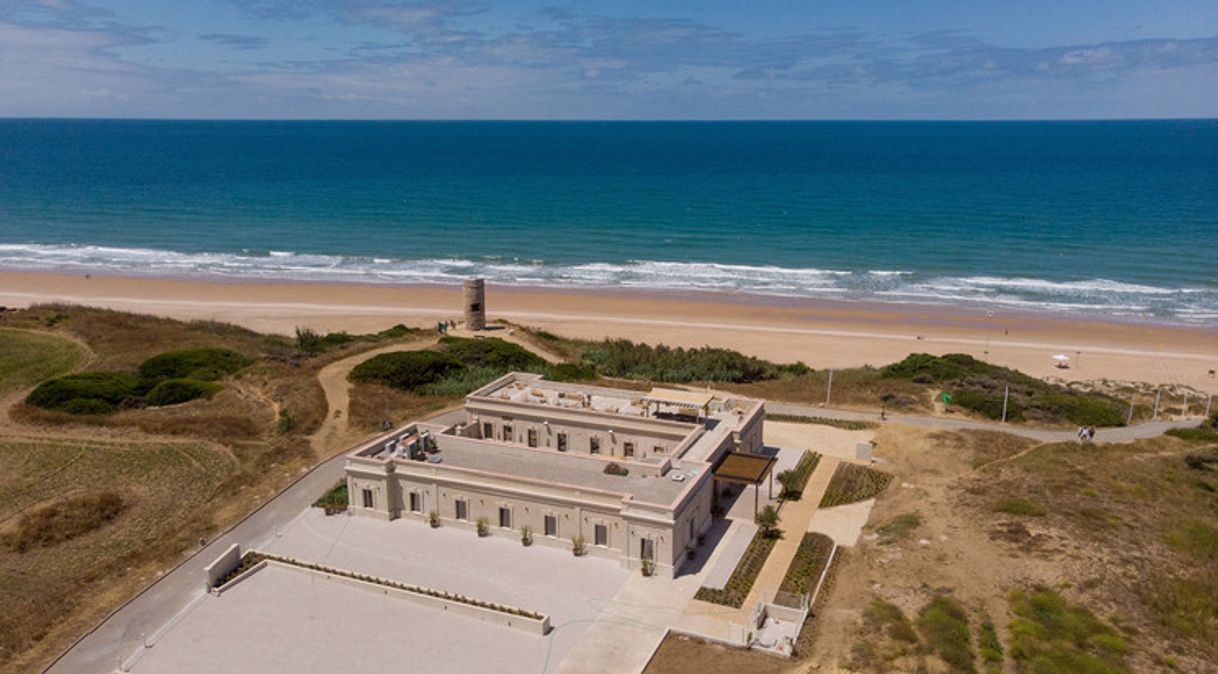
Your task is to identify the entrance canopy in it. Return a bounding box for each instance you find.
[712,452,777,486]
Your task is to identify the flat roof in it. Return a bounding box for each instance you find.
[641,388,715,409]
[420,437,699,507]
[713,452,777,485]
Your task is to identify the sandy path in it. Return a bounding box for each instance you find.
[308,338,439,456]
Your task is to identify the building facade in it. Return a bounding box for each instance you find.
[345,372,765,577]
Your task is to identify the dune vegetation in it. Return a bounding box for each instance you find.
[0,304,428,673]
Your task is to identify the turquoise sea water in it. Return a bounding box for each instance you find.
[1,119,1216,324]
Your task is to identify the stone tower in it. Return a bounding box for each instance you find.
[463,278,486,330]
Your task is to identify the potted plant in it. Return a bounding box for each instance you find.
[520,525,533,546]
[428,510,440,528]
[571,535,586,557]
[686,544,696,561]
[641,551,655,577]
[697,533,706,547]
[476,517,489,537]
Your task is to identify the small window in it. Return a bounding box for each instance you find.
[594,524,608,547]
[362,488,374,509]
[623,442,634,458]
[689,518,695,540]
[589,437,600,454]
[640,537,654,560]
[527,428,538,448]
[470,303,481,312]
[503,424,513,442]
[498,507,512,529]
[544,515,557,537]
[409,492,421,513]
[455,499,468,521]
[482,422,493,439]
[654,445,665,454]
[557,433,568,452]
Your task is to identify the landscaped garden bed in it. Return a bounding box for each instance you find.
[694,529,778,608]
[819,462,893,508]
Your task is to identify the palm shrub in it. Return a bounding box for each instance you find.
[475,517,489,537]
[520,525,533,546]
[756,505,781,539]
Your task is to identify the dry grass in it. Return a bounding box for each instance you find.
[959,436,1218,670]
[0,328,87,395]
[0,437,235,671]
[1,492,126,553]
[928,429,1039,468]
[347,382,456,432]
[0,304,414,672]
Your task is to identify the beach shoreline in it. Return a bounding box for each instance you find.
[3,270,1217,394]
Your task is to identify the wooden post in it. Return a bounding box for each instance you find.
[1001,384,1009,423]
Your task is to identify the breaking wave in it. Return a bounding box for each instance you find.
[1,243,1215,325]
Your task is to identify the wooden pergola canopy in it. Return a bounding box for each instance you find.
[712,452,777,485]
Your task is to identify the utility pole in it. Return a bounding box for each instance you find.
[1206,394,1213,418]
[1153,389,1161,419]
[1127,398,1135,425]
[1001,384,1010,423]
[826,369,833,407]
[1183,391,1190,416]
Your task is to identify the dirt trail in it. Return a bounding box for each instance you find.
[308,338,439,456]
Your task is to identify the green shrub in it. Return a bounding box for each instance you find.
[883,353,1037,386]
[438,336,546,371]
[955,389,1022,421]
[1166,427,1218,443]
[1165,521,1218,561]
[138,347,252,381]
[876,512,922,544]
[1032,394,1125,427]
[578,338,809,383]
[865,599,920,643]
[993,498,1047,517]
[414,366,504,397]
[1007,587,1129,674]
[917,596,976,673]
[350,350,465,391]
[979,618,1004,673]
[545,362,598,382]
[25,371,144,414]
[313,481,348,509]
[276,409,295,434]
[144,378,222,406]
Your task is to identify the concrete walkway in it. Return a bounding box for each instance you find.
[765,400,1202,444]
[740,456,841,609]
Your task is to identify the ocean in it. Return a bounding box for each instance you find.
[1,119,1216,325]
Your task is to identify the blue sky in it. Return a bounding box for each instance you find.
[1,0,1216,119]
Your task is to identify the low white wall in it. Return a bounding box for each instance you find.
[216,554,550,636]
[203,543,242,590]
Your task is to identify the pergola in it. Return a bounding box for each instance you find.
[640,388,714,420]
[712,451,777,517]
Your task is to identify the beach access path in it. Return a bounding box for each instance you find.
[764,401,1202,444]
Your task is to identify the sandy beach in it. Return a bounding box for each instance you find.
[3,270,1216,395]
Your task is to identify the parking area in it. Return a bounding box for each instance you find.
[130,563,548,674]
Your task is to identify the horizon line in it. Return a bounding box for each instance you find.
[2,116,1216,124]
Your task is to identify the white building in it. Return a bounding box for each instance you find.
[345,372,772,578]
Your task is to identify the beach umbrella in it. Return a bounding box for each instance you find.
[1053,354,1070,362]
